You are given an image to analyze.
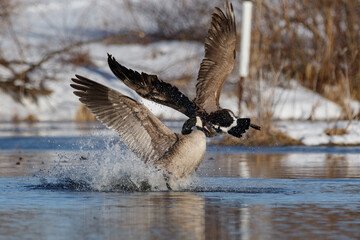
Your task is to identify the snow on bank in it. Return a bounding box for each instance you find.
[262,81,343,120]
[0,41,201,121]
[1,0,360,146]
[276,121,360,146]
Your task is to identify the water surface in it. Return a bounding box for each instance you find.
[1,122,360,240]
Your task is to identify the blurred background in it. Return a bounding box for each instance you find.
[1,0,359,145]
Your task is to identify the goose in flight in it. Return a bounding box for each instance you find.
[71,75,211,189]
[107,0,260,139]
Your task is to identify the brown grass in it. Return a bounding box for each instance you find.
[0,0,18,21]
[130,0,222,42]
[75,104,97,121]
[251,1,360,115]
[61,50,96,67]
[2,0,359,129]
[12,114,38,122]
[324,127,347,136]
[215,121,303,146]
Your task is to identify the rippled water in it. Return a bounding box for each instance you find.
[1,122,360,240]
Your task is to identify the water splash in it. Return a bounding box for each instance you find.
[35,134,197,192]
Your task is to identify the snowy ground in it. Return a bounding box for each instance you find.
[276,121,360,146]
[1,0,360,146]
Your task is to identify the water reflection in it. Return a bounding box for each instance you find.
[1,150,360,180]
[199,152,360,179]
[1,131,360,240]
[96,192,206,240]
[1,184,359,240]
[253,203,360,240]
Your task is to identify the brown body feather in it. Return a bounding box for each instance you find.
[71,75,207,186]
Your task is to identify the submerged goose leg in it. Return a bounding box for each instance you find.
[166,182,172,191]
[162,171,173,190]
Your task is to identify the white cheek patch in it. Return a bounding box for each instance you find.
[195,116,202,127]
[214,116,237,133]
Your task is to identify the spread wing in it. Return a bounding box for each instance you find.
[70,74,178,164]
[195,0,237,113]
[108,54,197,118]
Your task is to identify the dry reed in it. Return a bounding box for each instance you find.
[251,1,360,116]
[75,104,97,121]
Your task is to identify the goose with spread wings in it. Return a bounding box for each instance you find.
[71,75,211,189]
[107,0,260,139]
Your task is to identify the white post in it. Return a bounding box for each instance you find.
[239,1,253,78]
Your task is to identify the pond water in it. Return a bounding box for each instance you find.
[1,122,360,240]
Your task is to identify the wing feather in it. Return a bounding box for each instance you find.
[195,0,237,113]
[70,74,178,163]
[108,54,197,118]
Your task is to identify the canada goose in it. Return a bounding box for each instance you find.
[107,0,260,139]
[71,75,211,189]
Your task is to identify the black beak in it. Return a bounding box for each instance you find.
[250,123,261,130]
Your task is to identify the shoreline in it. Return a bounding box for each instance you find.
[1,120,359,147]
